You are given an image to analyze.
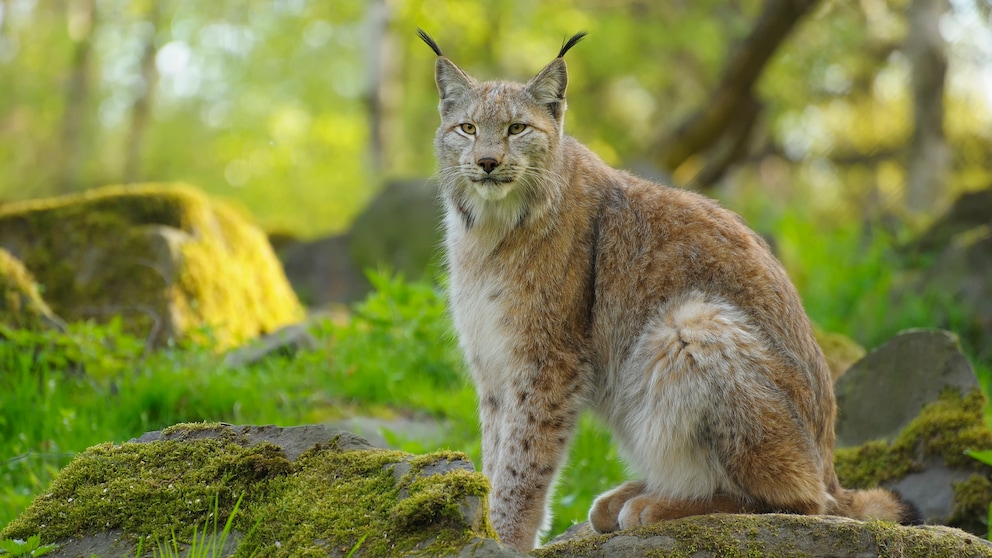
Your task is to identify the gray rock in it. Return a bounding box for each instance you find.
[834,329,978,447]
[275,233,370,306]
[456,537,530,557]
[274,178,443,307]
[326,415,450,450]
[130,423,373,459]
[221,321,320,367]
[536,515,992,557]
[4,423,496,557]
[885,456,981,524]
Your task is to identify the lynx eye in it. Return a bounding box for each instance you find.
[459,123,476,135]
[508,123,527,135]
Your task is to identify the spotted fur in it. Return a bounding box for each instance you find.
[420,31,918,552]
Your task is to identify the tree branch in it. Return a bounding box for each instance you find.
[653,0,822,178]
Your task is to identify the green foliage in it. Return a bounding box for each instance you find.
[1,254,987,544]
[0,534,56,557]
[138,493,251,558]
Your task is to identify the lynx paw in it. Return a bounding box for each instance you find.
[589,480,647,533]
[616,493,751,530]
[617,494,674,530]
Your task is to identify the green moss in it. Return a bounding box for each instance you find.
[0,183,303,349]
[950,475,992,536]
[836,389,992,487]
[0,439,291,545]
[0,248,61,331]
[0,423,495,557]
[834,388,992,534]
[533,514,992,558]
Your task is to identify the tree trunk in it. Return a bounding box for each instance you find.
[123,3,160,184]
[652,0,821,188]
[904,0,948,213]
[56,0,96,193]
[364,0,397,176]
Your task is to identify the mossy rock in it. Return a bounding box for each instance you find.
[813,324,865,382]
[537,514,992,557]
[0,247,65,332]
[835,329,979,448]
[0,423,512,557]
[835,388,992,534]
[0,184,303,348]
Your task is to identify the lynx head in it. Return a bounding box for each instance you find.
[419,30,586,229]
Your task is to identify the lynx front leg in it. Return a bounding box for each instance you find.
[480,372,585,551]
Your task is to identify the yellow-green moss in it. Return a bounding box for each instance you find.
[533,514,992,558]
[0,248,61,331]
[950,475,992,536]
[0,423,495,557]
[0,184,303,349]
[813,325,866,381]
[835,389,992,488]
[834,388,992,533]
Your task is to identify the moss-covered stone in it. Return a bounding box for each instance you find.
[0,247,64,332]
[835,389,992,487]
[0,184,303,348]
[534,514,992,558]
[950,475,992,536]
[835,388,992,532]
[812,325,865,382]
[0,423,498,557]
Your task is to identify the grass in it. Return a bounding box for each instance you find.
[1,211,988,549]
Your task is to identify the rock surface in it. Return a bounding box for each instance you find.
[275,178,442,307]
[0,423,514,557]
[537,515,992,557]
[3,419,991,557]
[0,184,303,348]
[0,247,65,332]
[834,328,978,448]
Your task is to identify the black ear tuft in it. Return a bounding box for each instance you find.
[417,28,443,57]
[557,31,587,58]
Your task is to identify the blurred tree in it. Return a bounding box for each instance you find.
[0,0,989,235]
[905,0,948,213]
[123,0,160,184]
[56,0,97,193]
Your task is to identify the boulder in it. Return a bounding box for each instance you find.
[348,178,443,281]
[0,184,303,348]
[274,233,370,306]
[0,247,65,332]
[904,187,992,362]
[274,179,443,307]
[813,325,865,382]
[834,329,979,448]
[0,423,521,558]
[537,514,992,557]
[834,388,992,533]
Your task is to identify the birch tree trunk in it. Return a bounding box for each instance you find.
[905,0,949,213]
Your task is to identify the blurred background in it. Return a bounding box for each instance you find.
[1,0,991,354]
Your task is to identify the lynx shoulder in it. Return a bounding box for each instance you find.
[419,30,919,552]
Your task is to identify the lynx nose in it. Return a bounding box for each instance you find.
[477,157,499,174]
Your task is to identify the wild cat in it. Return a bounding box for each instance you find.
[418,30,918,551]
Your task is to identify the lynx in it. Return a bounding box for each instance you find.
[419,30,917,551]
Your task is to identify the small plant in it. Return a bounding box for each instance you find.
[0,534,56,556]
[965,449,992,540]
[136,493,249,558]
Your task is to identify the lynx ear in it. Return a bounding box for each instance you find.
[435,57,475,102]
[418,29,475,112]
[525,32,586,121]
[525,59,568,120]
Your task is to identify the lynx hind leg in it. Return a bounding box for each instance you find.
[602,291,833,531]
